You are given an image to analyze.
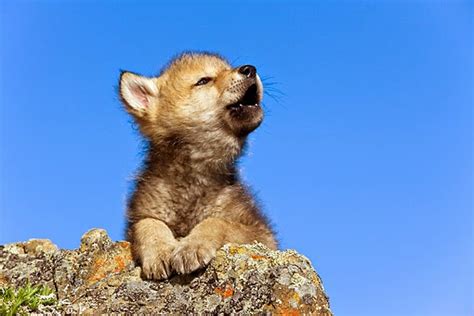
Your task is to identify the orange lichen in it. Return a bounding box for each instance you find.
[87,249,132,284]
[276,307,301,316]
[250,254,266,260]
[268,290,304,315]
[87,271,106,283]
[114,256,126,273]
[94,257,106,267]
[117,241,131,250]
[87,257,107,283]
[214,284,234,298]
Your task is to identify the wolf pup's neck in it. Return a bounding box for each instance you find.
[143,135,243,184]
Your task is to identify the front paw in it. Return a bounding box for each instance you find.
[170,239,218,275]
[139,243,176,280]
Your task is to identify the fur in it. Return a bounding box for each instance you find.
[119,52,277,280]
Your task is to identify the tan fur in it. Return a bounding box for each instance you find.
[119,52,276,280]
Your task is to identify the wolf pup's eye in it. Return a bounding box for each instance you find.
[195,77,212,86]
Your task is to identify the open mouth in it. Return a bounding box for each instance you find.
[226,84,260,111]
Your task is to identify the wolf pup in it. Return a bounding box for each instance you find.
[119,52,277,280]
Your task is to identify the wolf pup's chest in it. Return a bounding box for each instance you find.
[163,185,217,237]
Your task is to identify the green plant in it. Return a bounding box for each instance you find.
[0,283,56,316]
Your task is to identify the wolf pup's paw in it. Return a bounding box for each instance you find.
[170,239,218,275]
[139,243,176,280]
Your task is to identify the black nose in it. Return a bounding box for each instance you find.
[239,65,257,78]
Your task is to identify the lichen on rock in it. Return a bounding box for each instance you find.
[0,228,332,315]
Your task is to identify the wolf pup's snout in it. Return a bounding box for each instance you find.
[238,65,257,78]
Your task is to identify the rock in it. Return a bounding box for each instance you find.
[24,239,59,255]
[0,229,332,315]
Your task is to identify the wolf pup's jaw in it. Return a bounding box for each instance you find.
[120,52,277,280]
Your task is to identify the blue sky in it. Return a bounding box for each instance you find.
[0,1,472,315]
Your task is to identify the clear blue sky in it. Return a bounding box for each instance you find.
[1,1,472,315]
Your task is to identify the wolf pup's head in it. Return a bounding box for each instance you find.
[119,53,264,153]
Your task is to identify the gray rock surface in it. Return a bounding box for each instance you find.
[0,228,332,314]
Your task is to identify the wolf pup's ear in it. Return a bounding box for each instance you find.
[119,71,159,117]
